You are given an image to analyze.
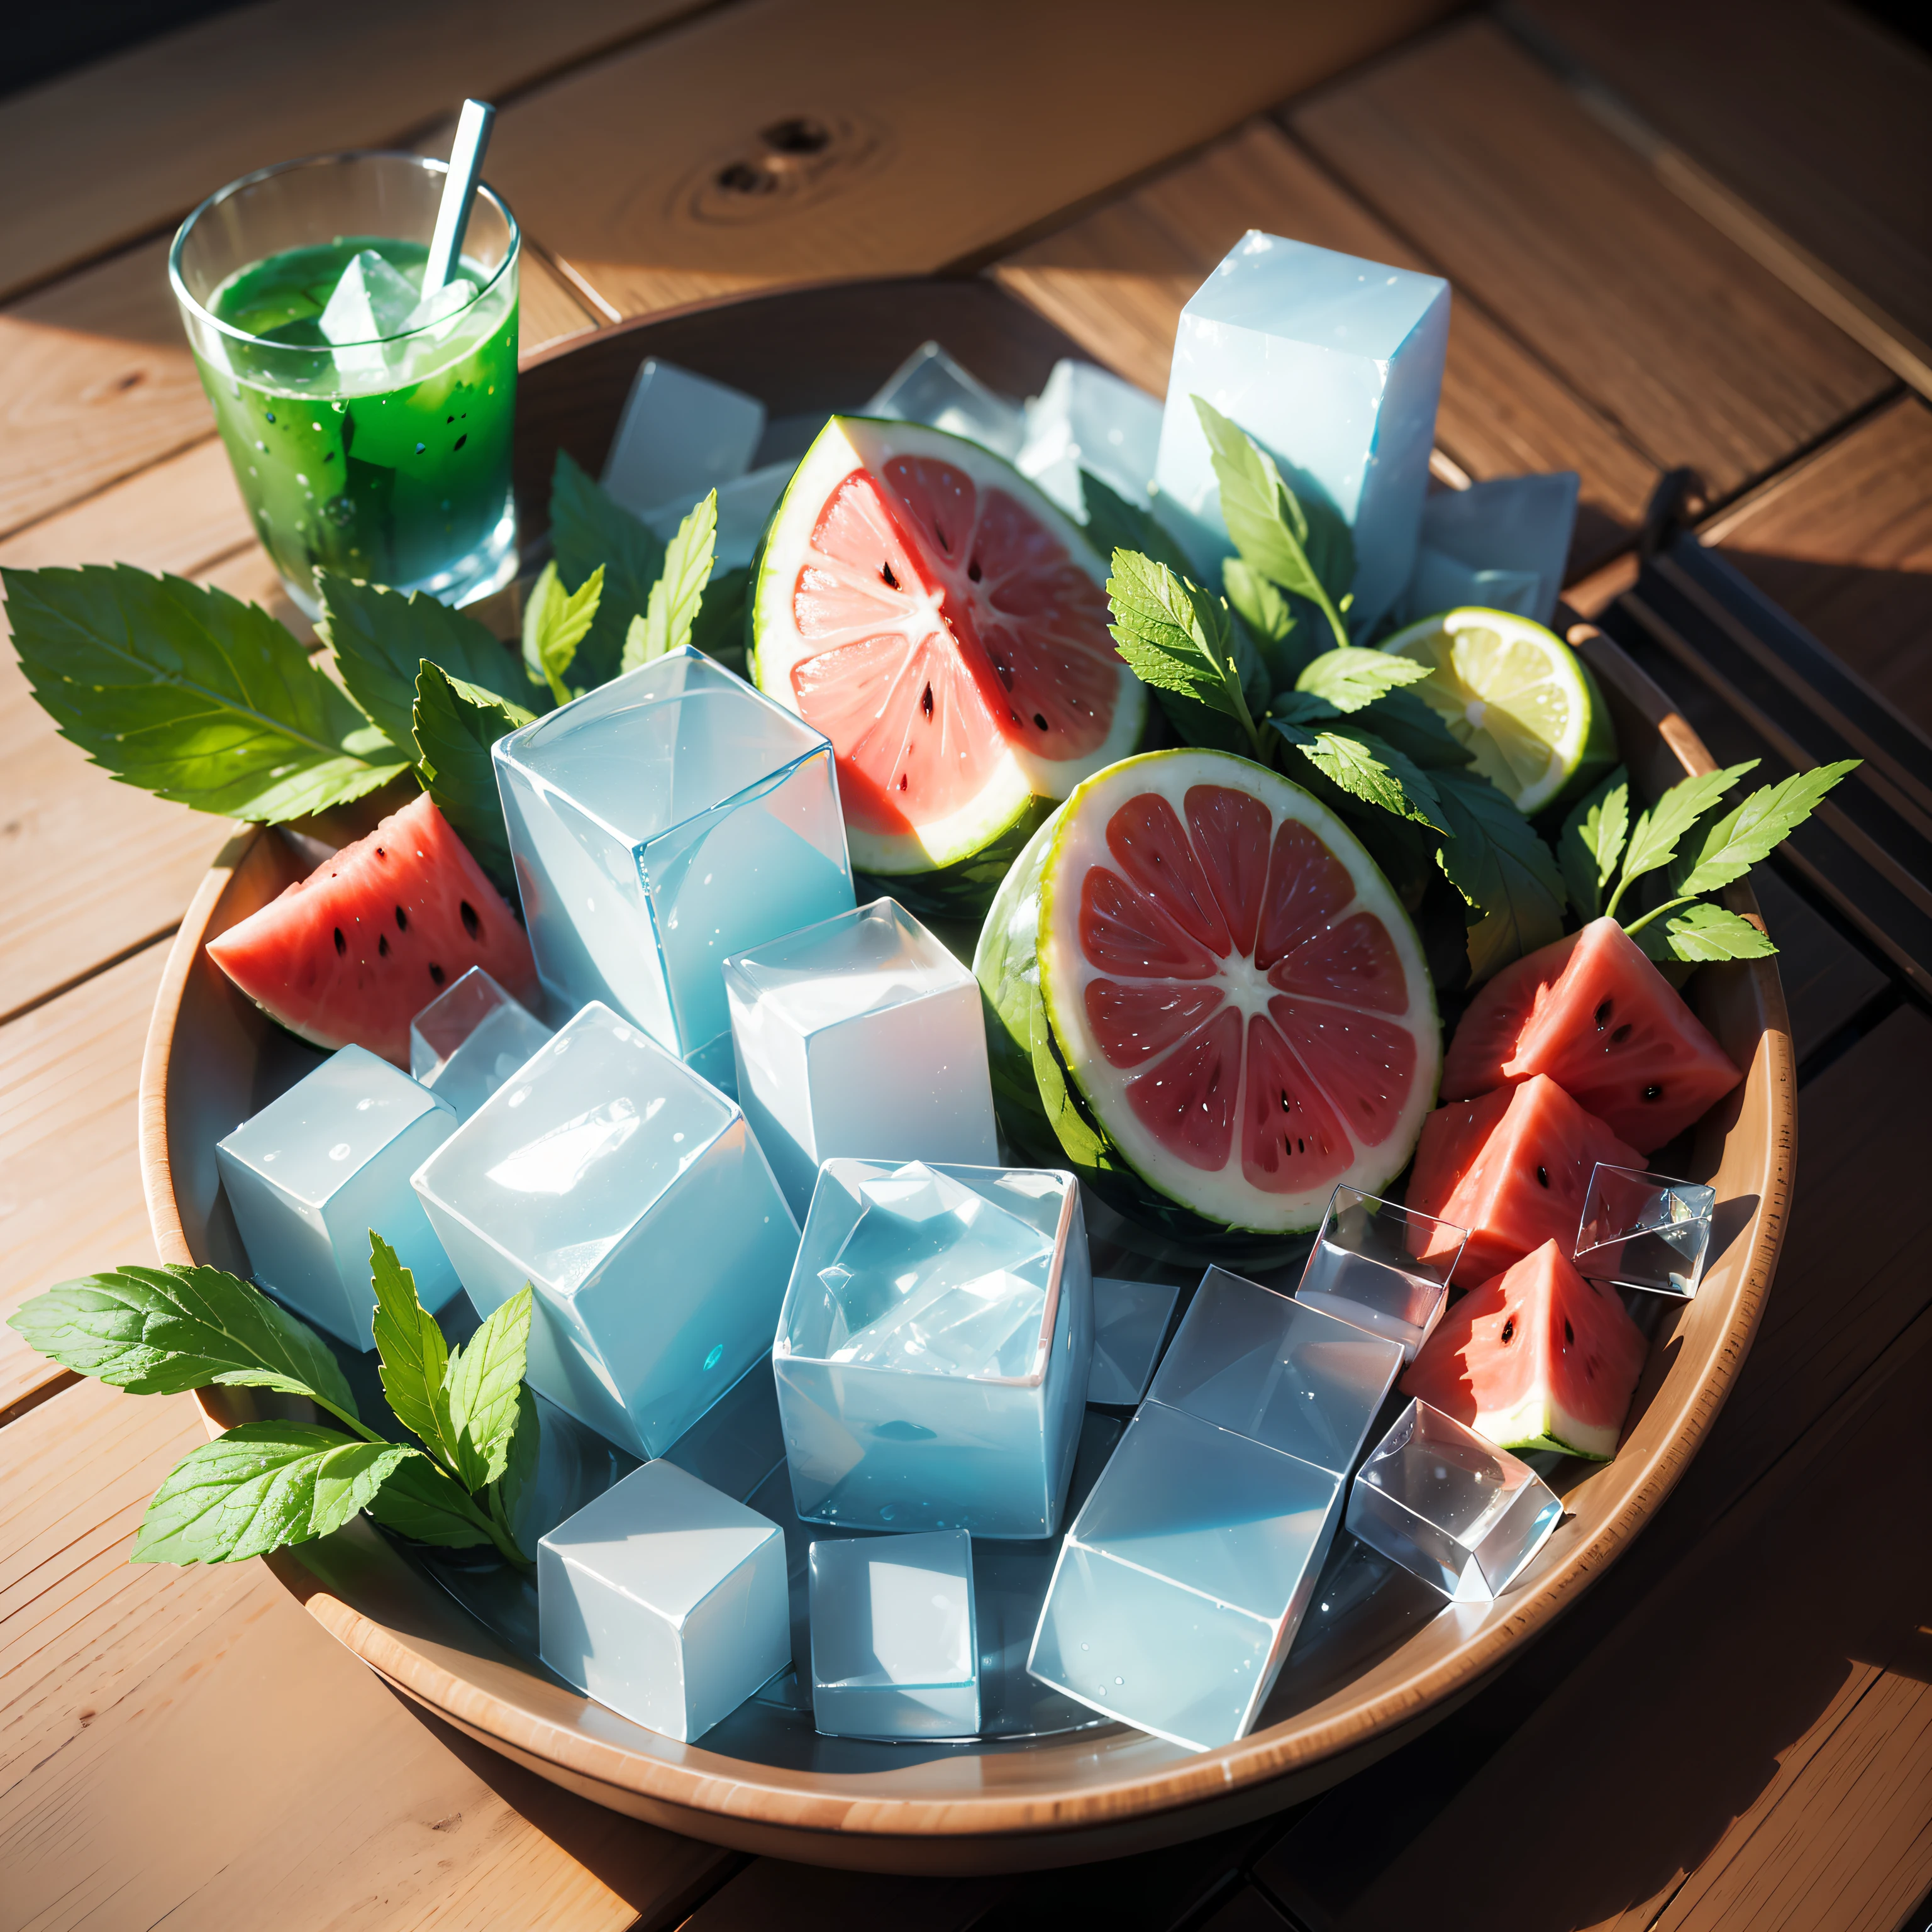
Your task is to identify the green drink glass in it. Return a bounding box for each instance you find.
[170,150,520,617]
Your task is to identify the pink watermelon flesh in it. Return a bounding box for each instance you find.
[206,792,539,1068]
[1406,1074,1643,1287]
[1442,916,1742,1152]
[1403,1238,1647,1459]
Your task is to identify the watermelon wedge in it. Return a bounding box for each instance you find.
[1442,916,1742,1151]
[208,792,539,1068]
[750,416,1145,916]
[1407,1074,1641,1287]
[976,748,1440,1246]
[1403,1239,1647,1459]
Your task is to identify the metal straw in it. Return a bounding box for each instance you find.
[420,99,497,300]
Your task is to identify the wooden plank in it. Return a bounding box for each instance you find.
[1289,19,1892,505]
[486,0,1455,324]
[995,118,1658,574]
[1746,867,1887,1067]
[0,1375,733,1931]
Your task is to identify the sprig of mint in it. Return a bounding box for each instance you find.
[411,664,534,892]
[548,451,668,687]
[521,560,606,706]
[623,491,718,672]
[1433,768,1568,981]
[1104,548,1265,760]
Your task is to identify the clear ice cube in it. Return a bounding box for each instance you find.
[538,1457,789,1741]
[1346,1398,1561,1601]
[1153,230,1450,635]
[409,965,553,1123]
[1085,1274,1182,1406]
[864,341,1025,458]
[410,1002,800,1458]
[1403,472,1580,629]
[319,247,421,345]
[215,1043,459,1350]
[492,647,853,1089]
[661,1354,786,1502]
[774,1158,1092,1538]
[724,899,998,1218]
[1016,358,1163,520]
[600,357,766,521]
[1574,1160,1717,1299]
[1026,1400,1346,1751]
[1294,1185,1465,1362]
[647,460,795,571]
[808,1528,979,1739]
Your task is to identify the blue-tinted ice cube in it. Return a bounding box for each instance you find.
[411,1002,799,1458]
[724,899,998,1219]
[1017,359,1163,521]
[1026,1401,1346,1750]
[409,966,553,1123]
[865,341,1024,458]
[1085,1275,1182,1406]
[1154,230,1450,635]
[600,357,765,520]
[647,460,795,571]
[1346,1398,1560,1601]
[808,1528,979,1739]
[216,1043,458,1349]
[775,1158,1092,1538]
[1404,472,1580,628]
[662,1354,786,1502]
[538,1457,789,1740]
[1574,1160,1717,1299]
[1294,1185,1465,1363]
[492,647,854,1090]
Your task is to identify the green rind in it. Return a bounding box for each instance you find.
[858,793,1055,924]
[1546,653,1618,817]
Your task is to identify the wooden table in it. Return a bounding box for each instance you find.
[4,3,1929,1926]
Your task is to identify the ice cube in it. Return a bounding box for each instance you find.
[492,647,854,1090]
[774,1158,1092,1538]
[1085,1275,1182,1406]
[601,358,766,521]
[1294,1184,1466,1362]
[1346,1398,1561,1601]
[1153,230,1450,635]
[538,1458,789,1741]
[808,1528,979,1739]
[661,1353,786,1502]
[402,273,479,337]
[1016,359,1162,521]
[1574,1160,1717,1299]
[317,248,423,382]
[864,341,1025,458]
[409,966,553,1123]
[724,899,998,1219]
[645,460,795,571]
[215,1044,459,1350]
[1402,472,1580,628]
[410,1002,800,1458]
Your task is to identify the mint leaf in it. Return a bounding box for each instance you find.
[132,1423,406,1565]
[623,490,718,673]
[691,564,750,675]
[1294,647,1430,715]
[368,1232,456,1470]
[1106,548,1262,756]
[494,1386,542,1548]
[521,561,604,706]
[550,450,666,687]
[4,563,409,819]
[1223,555,1302,690]
[1272,718,1445,830]
[1078,469,1194,578]
[1635,899,1779,965]
[1672,760,1859,897]
[1435,769,1568,980]
[440,1284,533,1491]
[1558,767,1629,921]
[365,1451,497,1550]
[8,1263,357,1418]
[1606,760,1758,918]
[1359,687,1473,770]
[411,663,532,892]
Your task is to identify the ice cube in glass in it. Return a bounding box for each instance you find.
[410,1002,799,1458]
[1026,1400,1346,1750]
[774,1158,1092,1538]
[538,1457,789,1741]
[1574,1161,1717,1298]
[1294,1185,1465,1362]
[492,647,853,1091]
[808,1528,979,1739]
[1346,1398,1561,1601]
[1085,1275,1182,1406]
[599,357,765,519]
[317,248,419,380]
[724,899,998,1219]
[864,341,1024,458]
[1404,472,1579,629]
[216,1043,459,1349]
[408,965,553,1122]
[1153,230,1450,633]
[1016,358,1163,520]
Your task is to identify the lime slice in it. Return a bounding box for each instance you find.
[1380,607,1614,814]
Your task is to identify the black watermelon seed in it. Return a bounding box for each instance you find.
[1611,1023,1633,1045]
[968,558,982,582]
[394,906,409,931]
[428,963,445,985]
[1643,1082,1663,1101]
[1501,1317,1516,1344]
[333,926,346,955]
[1564,1319,1575,1345]
[1033,713,1049,730]
[1536,1164,1550,1187]
[459,900,480,940]
[921,684,934,719]
[378,935,389,957]
[880,562,899,589]
[1594,997,1614,1028]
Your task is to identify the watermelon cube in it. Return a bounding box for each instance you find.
[1407,1075,1643,1289]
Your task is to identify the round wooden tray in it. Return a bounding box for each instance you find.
[138,277,1794,1874]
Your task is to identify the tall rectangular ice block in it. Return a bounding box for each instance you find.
[1155,230,1450,634]
[538,1457,789,1741]
[1086,1275,1182,1406]
[216,1043,459,1349]
[409,966,553,1123]
[410,1002,800,1459]
[724,899,999,1218]
[493,647,854,1091]
[774,1159,1092,1538]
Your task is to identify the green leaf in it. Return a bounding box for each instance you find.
[1606,760,1759,918]
[549,450,666,687]
[132,1423,406,1565]
[1358,686,1473,770]
[3,563,409,819]
[1272,719,1445,830]
[440,1284,533,1492]
[364,1446,496,1550]
[1078,469,1194,578]
[1294,647,1431,715]
[1642,899,1779,964]
[494,1386,543,1548]
[1671,760,1859,898]
[1557,767,1629,923]
[690,564,750,675]
[521,562,604,706]
[622,489,719,672]
[1222,555,1304,693]
[367,1232,455,1470]
[8,1263,357,1418]
[1106,549,1262,755]
[1434,769,1568,981]
[411,663,533,892]
[317,574,533,750]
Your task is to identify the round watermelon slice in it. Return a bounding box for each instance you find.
[750,415,1145,916]
[976,748,1440,1246]
[208,792,540,1068]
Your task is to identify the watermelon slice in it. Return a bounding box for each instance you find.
[208,792,539,1068]
[1442,916,1742,1152]
[1403,1238,1647,1459]
[1407,1074,1641,1287]
[976,748,1440,1245]
[750,416,1145,916]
